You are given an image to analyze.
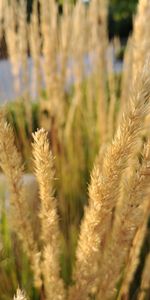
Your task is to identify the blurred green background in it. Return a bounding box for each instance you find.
[109,0,138,38]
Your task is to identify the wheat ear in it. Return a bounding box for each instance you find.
[32,128,66,300]
[0,115,41,288]
[69,60,150,300]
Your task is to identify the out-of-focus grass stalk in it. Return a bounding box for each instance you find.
[132,0,150,81]
[107,44,117,140]
[29,0,42,98]
[118,214,149,300]
[0,115,42,289]
[4,0,20,94]
[138,253,150,300]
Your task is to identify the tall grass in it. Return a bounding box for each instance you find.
[0,0,150,299]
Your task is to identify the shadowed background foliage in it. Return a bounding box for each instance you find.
[26,0,138,38]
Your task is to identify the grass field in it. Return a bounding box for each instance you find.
[0,0,150,299]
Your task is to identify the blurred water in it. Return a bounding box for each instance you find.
[0,58,35,103]
[0,53,122,102]
[0,173,37,212]
[0,59,14,103]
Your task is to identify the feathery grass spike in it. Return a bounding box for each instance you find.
[0,115,42,288]
[14,289,28,300]
[69,59,150,299]
[97,140,150,300]
[32,128,66,300]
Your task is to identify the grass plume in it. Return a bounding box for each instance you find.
[32,129,66,300]
[68,59,150,300]
[0,114,41,289]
